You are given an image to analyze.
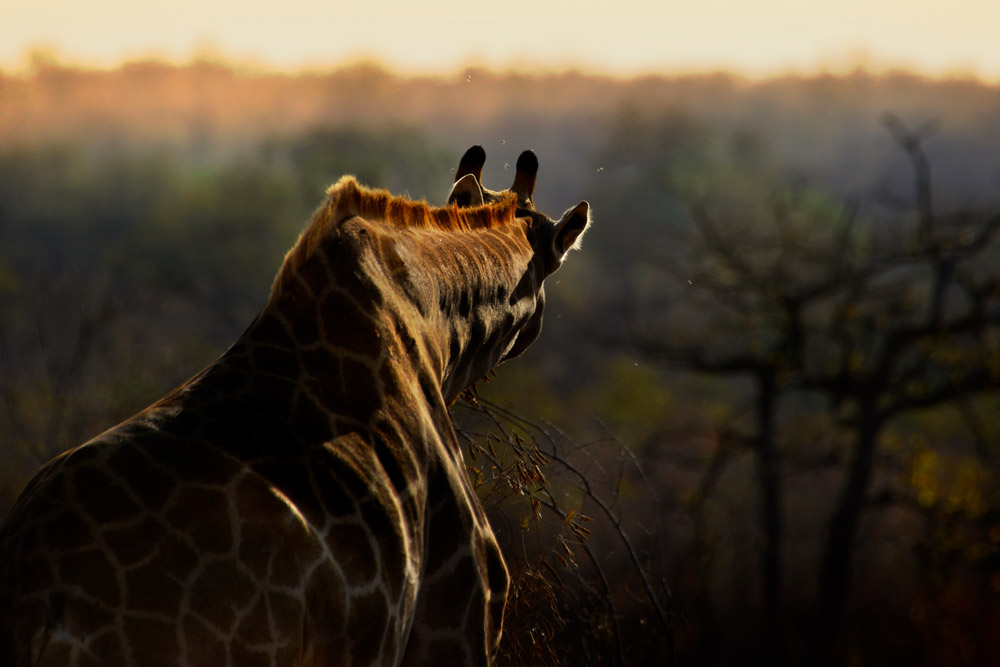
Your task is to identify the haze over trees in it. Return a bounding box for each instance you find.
[1,58,998,665]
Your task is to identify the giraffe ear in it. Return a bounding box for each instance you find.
[448,173,485,207]
[454,145,486,183]
[552,201,591,258]
[509,149,537,206]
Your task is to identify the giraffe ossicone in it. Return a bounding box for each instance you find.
[0,145,590,666]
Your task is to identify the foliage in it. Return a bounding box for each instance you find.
[610,111,1000,664]
[455,398,673,666]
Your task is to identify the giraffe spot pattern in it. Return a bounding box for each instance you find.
[103,517,162,566]
[123,615,179,659]
[327,523,378,584]
[55,548,121,608]
[167,486,234,554]
[190,559,257,632]
[125,559,185,615]
[346,588,389,666]
[252,344,302,379]
[183,612,230,666]
[1,156,588,665]
[88,631,127,665]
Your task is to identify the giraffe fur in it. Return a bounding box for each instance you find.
[0,146,590,666]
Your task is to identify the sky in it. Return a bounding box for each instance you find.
[3,0,999,79]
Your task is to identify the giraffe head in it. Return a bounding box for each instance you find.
[264,145,590,407]
[443,145,591,387]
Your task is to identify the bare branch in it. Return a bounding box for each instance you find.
[881,112,938,245]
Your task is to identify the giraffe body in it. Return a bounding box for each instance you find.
[0,148,590,666]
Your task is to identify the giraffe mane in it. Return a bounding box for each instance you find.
[271,176,520,298]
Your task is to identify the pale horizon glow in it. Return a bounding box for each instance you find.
[3,0,1000,80]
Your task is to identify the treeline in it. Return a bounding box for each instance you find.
[3,57,1000,203]
[1,61,999,665]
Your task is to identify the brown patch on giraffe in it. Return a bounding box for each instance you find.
[74,465,142,524]
[153,440,235,486]
[424,637,469,665]
[376,233,407,277]
[418,371,442,410]
[203,367,249,397]
[378,359,405,399]
[235,519,274,580]
[424,553,479,629]
[267,589,305,640]
[273,538,326,589]
[124,532,196,613]
[55,548,121,607]
[340,357,382,419]
[1,598,44,655]
[312,482,353,529]
[167,486,233,554]
[123,615,180,658]
[291,394,334,443]
[359,497,407,599]
[248,413,297,452]
[250,312,296,348]
[252,344,301,379]
[281,295,322,346]
[78,649,103,667]
[320,290,382,358]
[462,583,488,643]
[234,472,321,579]
[14,555,55,590]
[304,564,350,653]
[40,508,91,552]
[105,444,176,512]
[125,561,185,615]
[87,631,127,665]
[34,639,73,666]
[324,230,386,308]
[327,523,378,584]
[103,517,162,566]
[372,434,410,496]
[53,592,115,639]
[231,643,274,667]
[346,588,389,666]
[236,595,274,646]
[201,414,256,459]
[311,446,383,522]
[301,346,342,384]
[190,559,257,633]
[182,612,229,666]
[296,249,332,298]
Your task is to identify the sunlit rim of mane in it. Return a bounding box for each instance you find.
[271,175,520,297]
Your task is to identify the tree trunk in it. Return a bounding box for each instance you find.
[755,370,783,665]
[814,405,882,652]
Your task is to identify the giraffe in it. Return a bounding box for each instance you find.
[0,145,591,666]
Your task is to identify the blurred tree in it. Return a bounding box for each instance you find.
[615,115,1000,664]
[627,163,858,666]
[263,125,453,205]
[802,116,1000,655]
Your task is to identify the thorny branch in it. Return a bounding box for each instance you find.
[455,398,675,666]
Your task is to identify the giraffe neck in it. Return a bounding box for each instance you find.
[174,213,540,448]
